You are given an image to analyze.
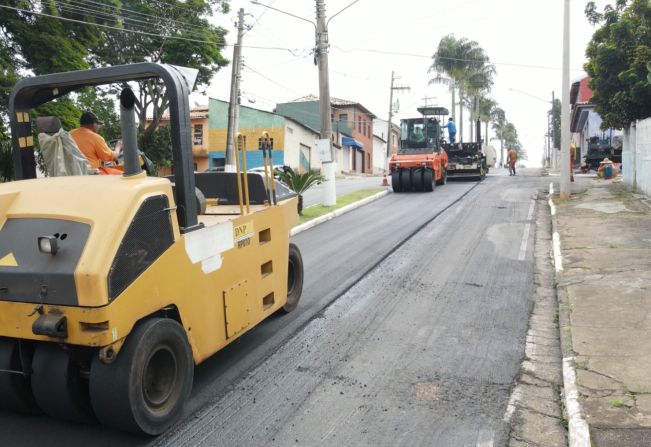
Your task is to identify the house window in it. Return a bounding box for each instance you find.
[339,113,348,124]
[193,124,203,145]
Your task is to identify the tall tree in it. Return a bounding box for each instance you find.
[584,0,651,129]
[430,34,493,141]
[0,0,230,142]
[478,96,498,147]
[491,107,506,165]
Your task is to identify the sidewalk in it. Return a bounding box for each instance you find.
[553,176,651,446]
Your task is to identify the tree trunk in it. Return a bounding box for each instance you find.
[459,92,464,143]
[297,194,303,215]
[450,86,456,122]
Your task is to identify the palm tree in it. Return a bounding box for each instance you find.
[275,167,324,215]
[478,96,498,146]
[430,35,493,142]
[491,107,506,166]
[429,35,463,121]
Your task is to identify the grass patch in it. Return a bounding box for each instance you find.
[611,398,625,408]
[299,188,384,223]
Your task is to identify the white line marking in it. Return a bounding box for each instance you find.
[518,223,531,261]
[549,199,556,216]
[527,200,535,221]
[553,232,563,271]
[563,357,591,447]
[549,182,554,195]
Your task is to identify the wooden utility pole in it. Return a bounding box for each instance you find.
[385,72,410,159]
[225,8,245,172]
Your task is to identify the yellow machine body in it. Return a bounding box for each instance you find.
[0,174,298,364]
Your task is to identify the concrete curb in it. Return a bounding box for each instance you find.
[548,182,591,447]
[290,190,390,237]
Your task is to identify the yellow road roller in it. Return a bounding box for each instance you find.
[0,63,303,435]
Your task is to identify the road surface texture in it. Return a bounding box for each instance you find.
[0,171,549,447]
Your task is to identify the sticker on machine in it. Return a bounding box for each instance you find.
[184,222,235,273]
[234,221,254,249]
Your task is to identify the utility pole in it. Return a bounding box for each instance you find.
[560,0,571,199]
[316,0,336,206]
[225,8,245,172]
[385,71,410,160]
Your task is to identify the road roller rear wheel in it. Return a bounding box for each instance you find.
[412,168,424,191]
[391,170,401,192]
[399,168,412,192]
[0,338,39,414]
[31,342,95,423]
[423,169,434,192]
[90,318,193,435]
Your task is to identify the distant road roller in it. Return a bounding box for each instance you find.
[388,106,449,192]
[0,63,303,435]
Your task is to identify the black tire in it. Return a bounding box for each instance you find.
[391,170,401,192]
[90,318,193,435]
[423,168,434,192]
[412,168,424,192]
[436,168,447,186]
[282,243,304,313]
[399,168,412,192]
[31,343,96,423]
[0,338,39,414]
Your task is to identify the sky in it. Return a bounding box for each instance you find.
[196,0,611,167]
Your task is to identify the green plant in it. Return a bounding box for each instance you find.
[0,137,13,182]
[275,167,324,215]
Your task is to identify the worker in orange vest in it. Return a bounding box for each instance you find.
[507,147,518,176]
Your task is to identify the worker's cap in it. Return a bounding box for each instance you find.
[80,111,103,125]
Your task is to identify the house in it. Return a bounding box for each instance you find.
[373,118,401,173]
[570,76,622,165]
[207,99,320,172]
[276,96,377,175]
[150,105,211,172]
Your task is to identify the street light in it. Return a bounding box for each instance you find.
[251,0,361,207]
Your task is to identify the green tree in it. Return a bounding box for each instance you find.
[1,0,231,176]
[584,0,651,129]
[491,107,506,164]
[430,34,493,141]
[550,98,561,149]
[478,96,498,146]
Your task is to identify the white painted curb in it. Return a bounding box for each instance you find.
[563,357,591,447]
[290,190,390,236]
[550,181,591,447]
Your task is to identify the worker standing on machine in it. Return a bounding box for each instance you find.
[440,117,456,144]
[70,111,120,174]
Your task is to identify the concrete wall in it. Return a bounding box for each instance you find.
[624,119,651,196]
[283,120,320,172]
[372,135,386,174]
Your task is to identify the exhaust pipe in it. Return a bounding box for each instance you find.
[120,88,142,177]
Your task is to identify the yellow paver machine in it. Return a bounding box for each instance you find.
[0,63,303,435]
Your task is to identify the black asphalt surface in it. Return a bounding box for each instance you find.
[0,171,548,447]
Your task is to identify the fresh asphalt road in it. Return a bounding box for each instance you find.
[0,170,548,447]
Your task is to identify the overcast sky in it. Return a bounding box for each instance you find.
[198,0,611,166]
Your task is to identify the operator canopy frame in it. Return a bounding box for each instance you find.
[8,62,201,232]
